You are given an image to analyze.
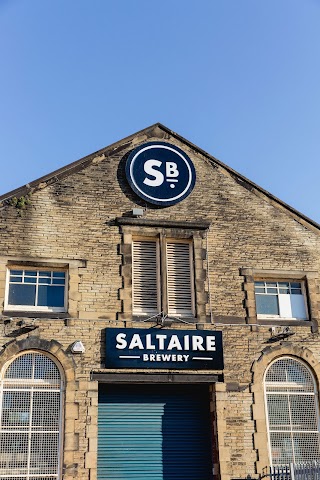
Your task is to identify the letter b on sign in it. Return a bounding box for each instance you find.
[166,162,179,178]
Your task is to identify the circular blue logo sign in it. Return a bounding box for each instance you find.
[125,142,196,206]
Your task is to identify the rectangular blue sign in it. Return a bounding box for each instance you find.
[105,328,224,370]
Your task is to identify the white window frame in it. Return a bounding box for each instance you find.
[132,237,195,318]
[0,351,64,479]
[4,267,68,313]
[255,280,309,321]
[264,356,320,466]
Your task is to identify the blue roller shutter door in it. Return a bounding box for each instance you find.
[98,384,213,480]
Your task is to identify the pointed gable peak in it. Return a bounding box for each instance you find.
[0,123,319,233]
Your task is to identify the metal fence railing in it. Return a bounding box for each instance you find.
[270,461,320,480]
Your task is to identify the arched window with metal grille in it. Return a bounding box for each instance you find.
[0,351,63,480]
[264,356,320,466]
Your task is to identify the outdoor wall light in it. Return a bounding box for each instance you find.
[71,340,85,354]
[132,208,144,217]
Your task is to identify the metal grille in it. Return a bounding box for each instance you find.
[265,357,320,466]
[0,352,62,479]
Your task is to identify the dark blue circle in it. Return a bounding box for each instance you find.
[125,142,196,206]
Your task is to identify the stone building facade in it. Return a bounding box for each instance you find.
[0,123,319,480]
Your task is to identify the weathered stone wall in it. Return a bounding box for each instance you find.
[0,124,319,479]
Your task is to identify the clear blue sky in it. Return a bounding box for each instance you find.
[1,0,320,223]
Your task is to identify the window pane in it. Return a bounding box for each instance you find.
[30,432,59,474]
[8,284,36,306]
[291,282,301,289]
[24,277,37,284]
[34,355,61,382]
[270,433,293,465]
[254,283,265,293]
[1,391,31,427]
[4,354,33,380]
[0,432,29,470]
[291,288,302,295]
[37,285,65,307]
[24,271,37,276]
[10,270,23,276]
[39,277,50,284]
[39,271,51,277]
[291,294,307,319]
[266,287,277,294]
[256,294,279,315]
[10,276,22,283]
[52,278,65,285]
[279,286,290,294]
[53,271,65,278]
[292,433,320,463]
[290,395,318,430]
[32,392,60,428]
[267,394,290,430]
[278,282,289,288]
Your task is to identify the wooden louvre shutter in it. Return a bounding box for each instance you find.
[166,242,194,316]
[132,240,159,314]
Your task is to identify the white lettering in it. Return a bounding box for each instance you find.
[184,335,190,350]
[206,336,216,351]
[146,334,155,350]
[167,335,183,350]
[129,334,144,350]
[143,159,164,186]
[166,162,179,178]
[192,336,205,351]
[155,334,167,350]
[142,354,190,362]
[116,333,127,349]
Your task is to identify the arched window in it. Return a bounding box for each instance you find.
[0,351,63,479]
[264,356,320,465]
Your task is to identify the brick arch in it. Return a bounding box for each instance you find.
[251,343,320,475]
[0,336,76,384]
[0,336,79,479]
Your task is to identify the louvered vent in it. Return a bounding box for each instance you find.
[166,242,194,316]
[132,241,159,314]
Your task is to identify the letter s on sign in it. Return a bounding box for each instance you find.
[143,159,164,187]
[116,333,127,349]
